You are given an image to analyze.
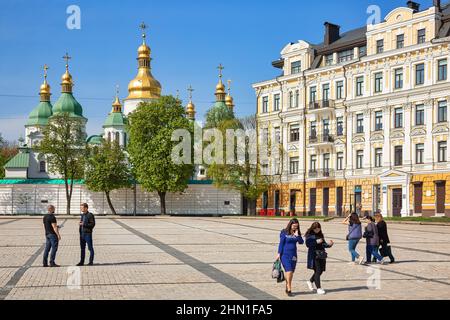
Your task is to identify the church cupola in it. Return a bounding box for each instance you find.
[225,79,235,111]
[215,64,226,102]
[185,85,196,121]
[126,22,162,100]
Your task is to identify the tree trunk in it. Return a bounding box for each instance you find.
[105,191,117,215]
[65,180,71,215]
[158,191,167,215]
[248,199,257,216]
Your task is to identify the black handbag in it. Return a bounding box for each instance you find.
[363,229,374,239]
[315,250,328,260]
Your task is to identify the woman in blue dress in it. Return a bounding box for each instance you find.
[276,218,304,296]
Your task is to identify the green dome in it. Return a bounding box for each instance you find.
[87,135,103,145]
[52,93,85,118]
[26,101,53,126]
[205,101,235,129]
[103,112,127,128]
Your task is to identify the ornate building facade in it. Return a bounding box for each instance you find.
[253,1,450,217]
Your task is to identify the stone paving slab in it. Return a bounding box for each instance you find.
[0,217,449,300]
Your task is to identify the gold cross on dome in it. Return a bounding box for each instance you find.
[217,64,224,79]
[187,85,194,100]
[62,53,71,68]
[115,84,120,97]
[43,64,49,81]
[140,22,148,41]
[227,79,232,94]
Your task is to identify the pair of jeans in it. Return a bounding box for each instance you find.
[366,244,383,262]
[348,239,361,262]
[43,234,58,265]
[310,260,324,289]
[80,233,94,264]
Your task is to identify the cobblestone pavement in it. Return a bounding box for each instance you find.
[0,217,449,300]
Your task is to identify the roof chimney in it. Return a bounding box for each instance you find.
[324,22,340,45]
[433,0,441,11]
[407,1,420,12]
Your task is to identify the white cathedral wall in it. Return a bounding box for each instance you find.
[0,183,242,215]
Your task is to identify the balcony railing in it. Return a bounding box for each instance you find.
[308,100,335,110]
[309,133,334,144]
[308,169,335,179]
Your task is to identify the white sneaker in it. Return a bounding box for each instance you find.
[378,258,388,265]
[306,281,315,292]
[358,256,365,265]
[317,288,326,295]
[348,261,357,266]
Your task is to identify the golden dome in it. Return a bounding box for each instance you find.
[126,28,161,100]
[215,81,225,93]
[186,101,196,119]
[225,94,234,106]
[39,65,51,102]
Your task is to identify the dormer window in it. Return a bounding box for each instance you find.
[325,54,333,66]
[338,49,353,63]
[359,46,367,57]
[291,61,301,74]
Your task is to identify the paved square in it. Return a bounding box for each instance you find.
[0,217,449,300]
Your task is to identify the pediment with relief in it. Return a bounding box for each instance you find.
[390,130,405,139]
[432,124,449,135]
[352,135,365,144]
[410,127,427,137]
[370,132,384,142]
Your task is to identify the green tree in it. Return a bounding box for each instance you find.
[204,103,235,129]
[207,116,270,215]
[85,140,131,215]
[0,134,19,179]
[38,113,86,215]
[128,96,194,215]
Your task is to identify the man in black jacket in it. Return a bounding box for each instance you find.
[77,203,96,266]
[374,212,395,263]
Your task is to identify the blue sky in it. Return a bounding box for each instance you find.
[0,0,429,141]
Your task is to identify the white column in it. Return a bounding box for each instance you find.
[404,104,412,167]
[382,185,388,215]
[402,183,409,217]
[382,106,391,167]
[424,100,434,168]
[346,112,354,172]
[363,109,371,171]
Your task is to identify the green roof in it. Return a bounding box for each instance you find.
[52,93,85,118]
[103,112,127,127]
[4,152,30,169]
[26,101,53,126]
[87,135,103,145]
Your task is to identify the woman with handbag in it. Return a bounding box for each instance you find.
[374,212,395,263]
[343,213,364,265]
[276,218,304,296]
[364,216,387,264]
[305,222,334,295]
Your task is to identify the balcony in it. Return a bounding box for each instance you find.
[308,100,335,111]
[309,133,335,145]
[308,169,335,179]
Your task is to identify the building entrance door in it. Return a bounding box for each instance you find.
[392,188,403,217]
[336,187,343,217]
[309,189,317,216]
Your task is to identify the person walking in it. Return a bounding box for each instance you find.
[343,213,364,265]
[305,222,334,295]
[364,216,386,264]
[374,212,395,263]
[77,203,96,266]
[42,205,61,267]
[276,218,304,296]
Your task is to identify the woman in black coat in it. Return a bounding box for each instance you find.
[374,212,395,263]
[305,222,334,295]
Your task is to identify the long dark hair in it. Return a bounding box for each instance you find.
[350,213,361,225]
[305,222,324,239]
[284,219,301,236]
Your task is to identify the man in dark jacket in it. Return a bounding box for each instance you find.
[77,203,96,266]
[374,212,395,263]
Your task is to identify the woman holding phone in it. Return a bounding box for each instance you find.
[305,222,334,295]
[276,218,304,296]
